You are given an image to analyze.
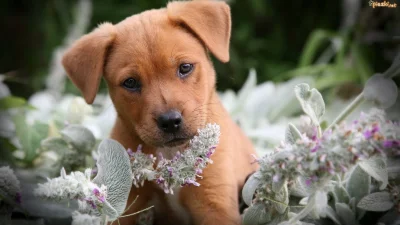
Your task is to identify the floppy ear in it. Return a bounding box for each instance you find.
[167,0,231,63]
[62,23,116,104]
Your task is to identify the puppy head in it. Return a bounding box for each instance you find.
[62,1,231,147]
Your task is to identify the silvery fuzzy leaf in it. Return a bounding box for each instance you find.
[242,202,271,225]
[268,208,289,225]
[299,197,308,206]
[346,165,370,204]
[242,172,262,206]
[314,190,328,218]
[332,185,350,204]
[363,74,398,109]
[40,137,69,153]
[377,208,400,225]
[325,205,342,225]
[335,203,359,225]
[92,139,132,221]
[290,177,312,198]
[60,167,67,179]
[285,123,302,145]
[237,69,257,103]
[71,211,100,225]
[357,191,394,212]
[294,83,325,125]
[272,178,287,193]
[348,197,356,212]
[61,125,96,153]
[387,158,400,180]
[273,182,289,214]
[359,157,388,190]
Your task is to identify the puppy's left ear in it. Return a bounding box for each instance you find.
[167,0,231,63]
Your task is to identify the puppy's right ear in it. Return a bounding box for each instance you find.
[62,23,116,104]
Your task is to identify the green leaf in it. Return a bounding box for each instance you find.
[325,206,342,225]
[242,202,271,225]
[285,123,302,145]
[357,192,394,212]
[335,203,359,225]
[13,113,49,163]
[363,74,398,109]
[332,185,350,204]
[351,42,373,83]
[298,30,335,67]
[0,96,34,110]
[40,137,69,153]
[346,165,371,205]
[294,83,325,126]
[319,121,328,130]
[61,125,96,153]
[359,157,388,190]
[242,172,262,206]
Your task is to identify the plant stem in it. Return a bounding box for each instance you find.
[101,214,108,225]
[317,126,322,138]
[327,92,365,130]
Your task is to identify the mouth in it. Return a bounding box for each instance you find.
[164,137,190,147]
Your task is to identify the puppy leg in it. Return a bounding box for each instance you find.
[181,172,241,225]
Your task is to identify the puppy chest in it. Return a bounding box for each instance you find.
[149,187,191,225]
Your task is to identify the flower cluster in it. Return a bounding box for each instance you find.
[34,167,107,214]
[0,166,21,204]
[254,109,399,207]
[128,123,221,194]
[128,145,156,187]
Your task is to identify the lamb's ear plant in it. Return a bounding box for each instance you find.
[0,166,22,225]
[34,124,221,225]
[242,54,400,225]
[38,124,96,175]
[34,138,133,225]
[128,123,221,194]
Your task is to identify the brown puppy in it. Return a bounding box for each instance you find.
[62,1,258,225]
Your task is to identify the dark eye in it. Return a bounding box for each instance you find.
[178,63,194,78]
[122,78,141,91]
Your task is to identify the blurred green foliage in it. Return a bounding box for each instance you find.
[0,0,399,97]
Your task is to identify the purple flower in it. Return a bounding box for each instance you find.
[311,127,318,141]
[91,168,98,176]
[383,140,400,148]
[371,124,380,133]
[167,167,173,176]
[272,174,280,183]
[363,130,373,139]
[311,143,320,153]
[127,148,134,158]
[98,196,105,203]
[85,198,97,209]
[185,179,200,186]
[156,177,165,184]
[137,144,143,152]
[195,168,203,175]
[15,192,22,204]
[92,188,100,196]
[364,124,380,139]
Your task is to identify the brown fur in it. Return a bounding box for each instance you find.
[62,1,258,225]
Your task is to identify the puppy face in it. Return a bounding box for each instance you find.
[105,11,215,147]
[62,1,231,148]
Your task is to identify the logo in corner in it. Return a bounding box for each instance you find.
[369,0,397,8]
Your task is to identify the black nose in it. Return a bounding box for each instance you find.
[157,110,182,133]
